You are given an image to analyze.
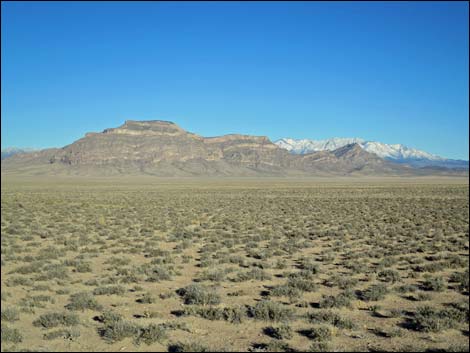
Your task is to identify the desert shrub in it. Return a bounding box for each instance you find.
[289,270,315,280]
[168,341,212,352]
[198,268,227,282]
[440,344,470,352]
[1,326,23,343]
[146,248,170,258]
[75,261,92,273]
[323,275,358,290]
[271,285,302,301]
[378,257,397,267]
[10,262,45,275]
[234,268,272,282]
[449,301,469,322]
[263,324,293,340]
[43,328,80,340]
[159,321,191,332]
[134,324,167,345]
[33,312,80,328]
[32,284,51,291]
[84,279,100,287]
[160,291,177,299]
[449,270,469,293]
[411,306,465,332]
[345,261,368,274]
[395,284,418,293]
[414,262,446,273]
[299,259,319,274]
[199,258,216,268]
[93,285,126,296]
[367,304,382,315]
[422,276,446,292]
[100,320,140,342]
[249,300,294,322]
[35,263,69,281]
[306,310,356,329]
[140,310,162,319]
[96,310,123,325]
[182,305,246,324]
[359,284,389,301]
[319,290,354,308]
[377,269,401,283]
[389,308,404,318]
[37,246,66,260]
[372,327,403,338]
[253,340,293,352]
[177,284,220,306]
[18,295,54,313]
[227,290,246,297]
[228,255,246,266]
[65,292,103,311]
[275,259,288,269]
[5,276,33,287]
[96,311,164,344]
[444,254,467,269]
[1,291,11,301]
[285,276,316,292]
[415,292,433,301]
[307,326,332,341]
[307,342,331,352]
[145,265,172,282]
[1,307,20,322]
[136,292,156,304]
[105,257,131,266]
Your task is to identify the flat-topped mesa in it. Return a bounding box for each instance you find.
[102,120,188,136]
[204,134,272,144]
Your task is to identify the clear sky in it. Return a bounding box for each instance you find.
[1,1,469,159]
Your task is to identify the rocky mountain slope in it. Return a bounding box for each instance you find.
[2,120,466,177]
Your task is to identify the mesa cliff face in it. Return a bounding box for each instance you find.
[2,120,456,177]
[54,120,209,166]
[44,120,294,175]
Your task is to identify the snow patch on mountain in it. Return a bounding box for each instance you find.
[360,141,443,161]
[276,137,366,154]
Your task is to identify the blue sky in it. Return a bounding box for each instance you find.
[1,1,469,159]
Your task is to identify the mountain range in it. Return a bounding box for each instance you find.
[1,120,467,177]
[1,147,37,160]
[274,138,468,169]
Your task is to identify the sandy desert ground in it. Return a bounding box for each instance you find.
[1,176,468,352]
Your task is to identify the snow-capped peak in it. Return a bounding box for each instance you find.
[274,137,468,169]
[276,137,365,154]
[360,141,443,161]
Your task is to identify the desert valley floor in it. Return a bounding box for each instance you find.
[1,177,469,352]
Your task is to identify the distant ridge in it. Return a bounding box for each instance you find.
[275,137,469,170]
[1,147,37,160]
[2,120,467,177]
